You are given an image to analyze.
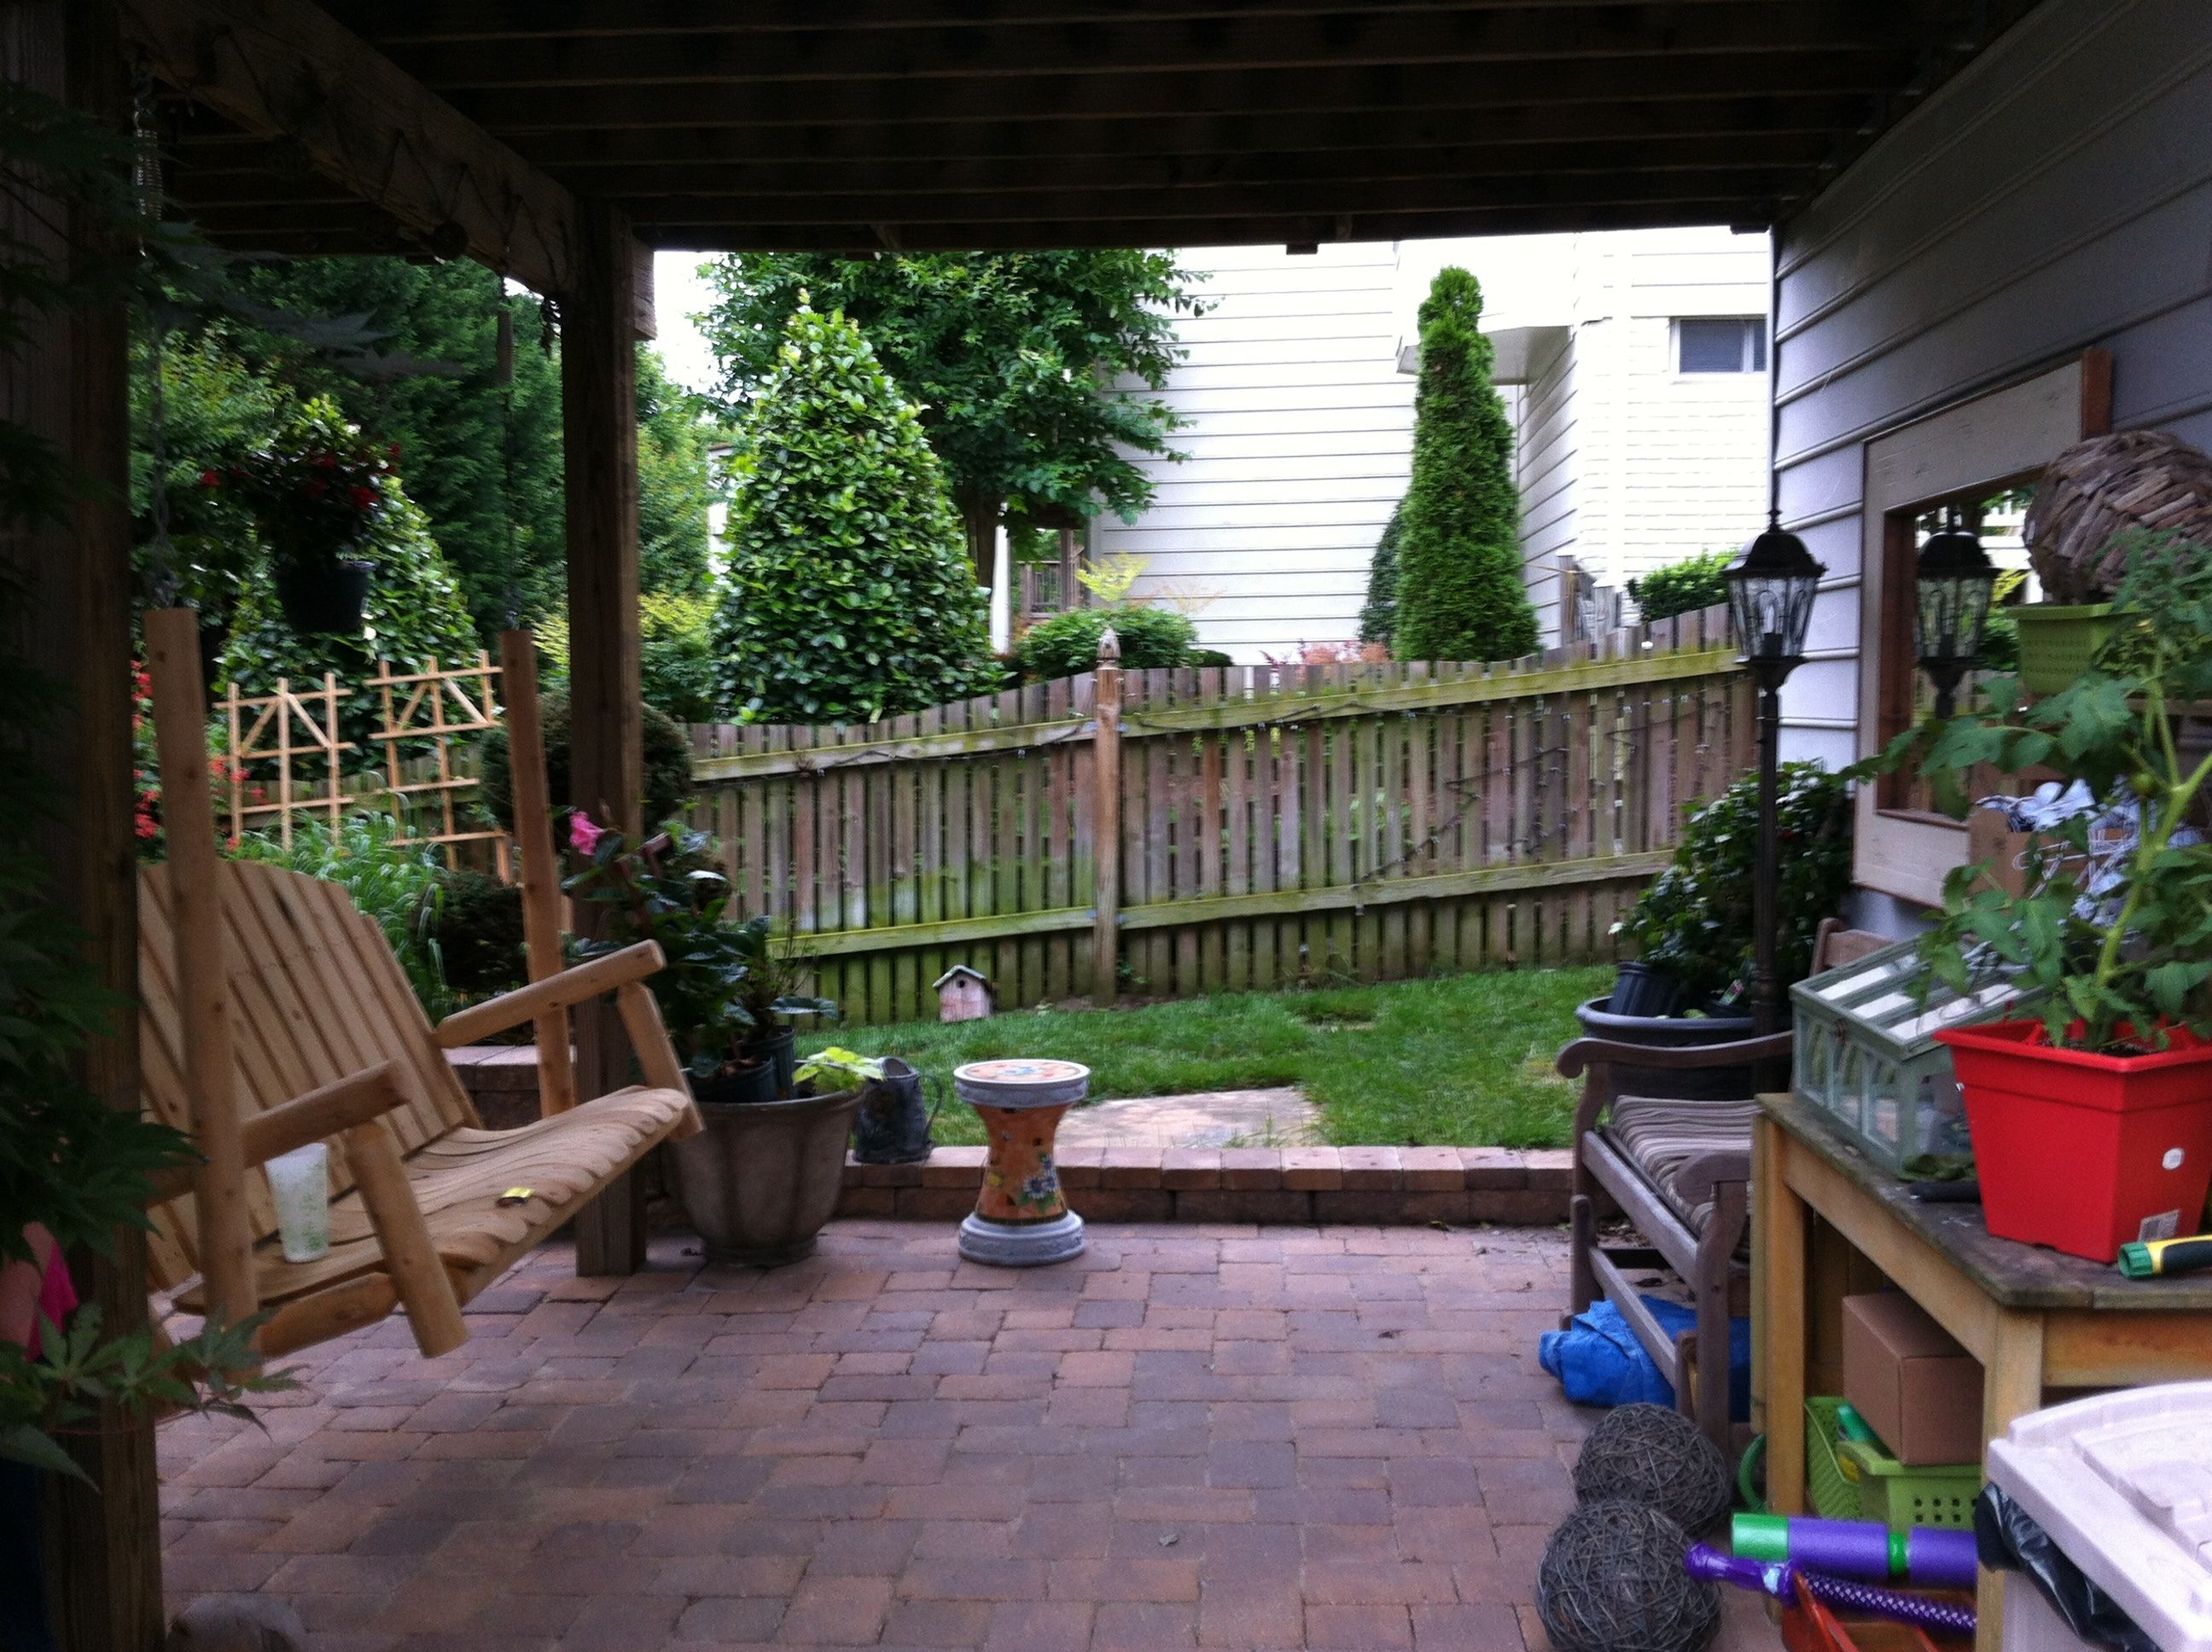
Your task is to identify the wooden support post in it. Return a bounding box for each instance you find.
[3,2,164,1642]
[1091,630,1123,1001]
[562,200,647,1274]
[498,631,578,1117]
[146,610,256,1329]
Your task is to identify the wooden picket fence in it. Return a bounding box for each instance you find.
[688,606,1754,1028]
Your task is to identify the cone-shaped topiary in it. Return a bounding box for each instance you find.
[1359,500,1404,645]
[713,301,996,723]
[1393,269,1537,663]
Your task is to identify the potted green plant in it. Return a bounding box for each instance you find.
[1893,532,2212,1263]
[728,914,836,1095]
[1594,763,1853,1096]
[218,399,394,636]
[675,1049,882,1267]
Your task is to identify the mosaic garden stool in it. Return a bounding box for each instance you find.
[955,1058,1090,1265]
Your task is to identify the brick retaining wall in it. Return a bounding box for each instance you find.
[838,1145,1573,1225]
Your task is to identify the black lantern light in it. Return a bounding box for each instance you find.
[1725,509,1827,1038]
[1913,508,2000,719]
[1726,509,1827,687]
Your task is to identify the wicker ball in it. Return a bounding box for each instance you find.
[2025,431,2212,602]
[1537,1500,1720,1652]
[1571,1402,1734,1532]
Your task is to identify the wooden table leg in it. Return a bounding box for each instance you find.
[1756,1115,1810,1515]
[1976,1310,2045,1652]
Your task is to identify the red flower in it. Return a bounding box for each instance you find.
[199,468,222,489]
[313,453,338,469]
[387,442,402,460]
[347,486,378,509]
[305,478,327,498]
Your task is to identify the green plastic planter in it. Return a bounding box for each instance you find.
[2013,603,2128,695]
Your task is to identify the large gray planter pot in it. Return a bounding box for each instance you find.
[672,1086,864,1266]
[1574,997,1760,1101]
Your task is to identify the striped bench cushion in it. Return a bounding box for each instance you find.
[1602,1095,1759,1237]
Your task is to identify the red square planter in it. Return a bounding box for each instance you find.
[1936,1020,2212,1263]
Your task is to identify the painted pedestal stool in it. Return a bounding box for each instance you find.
[955,1058,1090,1266]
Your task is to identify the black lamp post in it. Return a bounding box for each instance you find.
[1913,509,2000,718]
[1726,509,1827,1035]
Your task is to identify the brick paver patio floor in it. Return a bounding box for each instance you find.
[156,1221,1776,1651]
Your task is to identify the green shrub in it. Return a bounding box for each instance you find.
[478,690,695,835]
[713,301,996,723]
[1012,605,1199,681]
[536,590,719,725]
[1627,550,1734,625]
[1393,270,1536,663]
[229,814,457,1019]
[1358,503,1403,645]
[1617,762,1854,1007]
[429,868,527,997]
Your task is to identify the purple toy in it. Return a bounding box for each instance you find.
[1732,1512,1979,1591]
[1686,1544,1978,1639]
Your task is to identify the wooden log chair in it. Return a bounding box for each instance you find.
[137,612,701,1360]
[1555,921,1885,1450]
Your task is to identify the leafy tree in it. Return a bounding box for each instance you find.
[224,257,568,636]
[1627,549,1734,624]
[637,349,721,599]
[535,590,719,725]
[701,251,1203,590]
[1359,502,1405,646]
[1393,269,1536,663]
[713,302,995,723]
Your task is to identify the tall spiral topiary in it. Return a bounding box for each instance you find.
[1394,268,1537,663]
[713,301,996,723]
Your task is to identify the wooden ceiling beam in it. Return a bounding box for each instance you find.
[378,4,1980,91]
[330,0,1854,44]
[116,0,579,294]
[539,132,1837,200]
[613,166,1795,228]
[632,196,1771,253]
[471,94,1867,167]
[450,50,1913,132]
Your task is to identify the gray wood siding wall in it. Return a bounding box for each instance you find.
[1774,0,2212,773]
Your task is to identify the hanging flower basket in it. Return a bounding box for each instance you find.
[216,399,397,638]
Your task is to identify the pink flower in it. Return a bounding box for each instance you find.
[568,812,606,855]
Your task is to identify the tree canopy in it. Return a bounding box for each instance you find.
[1393,268,1537,663]
[713,302,996,724]
[699,251,1204,586]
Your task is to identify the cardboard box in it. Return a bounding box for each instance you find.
[1841,1292,1984,1467]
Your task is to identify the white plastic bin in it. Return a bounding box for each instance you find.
[1987,1382,2212,1652]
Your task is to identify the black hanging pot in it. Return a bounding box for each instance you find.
[273,556,372,636]
[743,1027,798,1096]
[852,1057,936,1165]
[1607,961,1691,1019]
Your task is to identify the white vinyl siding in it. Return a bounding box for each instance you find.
[1096,244,1414,660]
[1772,0,2212,924]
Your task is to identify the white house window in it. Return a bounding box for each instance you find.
[1676,317,1768,374]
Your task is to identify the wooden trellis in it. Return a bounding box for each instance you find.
[368,653,509,874]
[221,673,355,848]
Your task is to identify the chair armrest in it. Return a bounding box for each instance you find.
[1675,1149,1753,1208]
[434,941,667,1048]
[1554,1031,1793,1081]
[144,1062,411,1206]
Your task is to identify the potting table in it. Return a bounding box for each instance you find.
[1753,1092,2212,1652]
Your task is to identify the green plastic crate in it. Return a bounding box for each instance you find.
[2014,602,2125,695]
[1838,1437,1981,1532]
[1804,1397,1862,1521]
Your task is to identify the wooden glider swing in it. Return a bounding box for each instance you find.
[137,609,701,1359]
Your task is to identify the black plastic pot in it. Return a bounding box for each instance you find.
[744,1027,797,1096]
[273,556,372,635]
[1607,961,1691,1019]
[692,1057,777,1108]
[1574,997,1760,1101]
[853,1056,934,1165]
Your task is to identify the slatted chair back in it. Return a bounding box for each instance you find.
[137,858,476,1294]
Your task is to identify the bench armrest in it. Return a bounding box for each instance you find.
[1675,1149,1753,1208]
[145,1062,412,1206]
[433,941,666,1048]
[1555,1031,1794,1081]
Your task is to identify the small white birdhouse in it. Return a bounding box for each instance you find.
[934,965,995,1023]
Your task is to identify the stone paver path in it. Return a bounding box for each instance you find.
[156,1221,1775,1651]
[1055,1089,1321,1152]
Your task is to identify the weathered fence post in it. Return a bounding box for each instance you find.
[1091,629,1122,1000]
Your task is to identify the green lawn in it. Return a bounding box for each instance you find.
[803,964,1612,1149]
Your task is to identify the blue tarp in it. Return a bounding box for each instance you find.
[1539,1295,1750,1420]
